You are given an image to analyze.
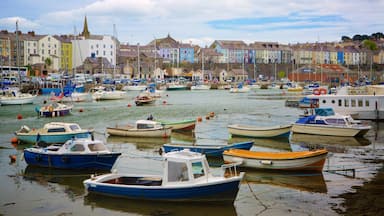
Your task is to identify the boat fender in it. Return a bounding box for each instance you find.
[313,89,320,95]
[61,156,70,163]
[319,88,327,95]
[48,106,54,112]
[260,160,273,165]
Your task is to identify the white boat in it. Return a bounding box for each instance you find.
[228,124,292,138]
[135,92,156,106]
[191,84,211,90]
[166,83,188,91]
[306,92,384,120]
[291,108,371,137]
[90,86,126,100]
[61,91,90,102]
[83,149,244,203]
[122,85,148,91]
[36,102,73,118]
[107,120,172,138]
[0,90,37,105]
[229,85,250,93]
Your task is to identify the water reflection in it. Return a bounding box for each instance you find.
[290,133,371,153]
[84,193,237,216]
[107,135,169,150]
[244,169,327,193]
[229,136,292,151]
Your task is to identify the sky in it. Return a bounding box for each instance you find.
[1,0,383,47]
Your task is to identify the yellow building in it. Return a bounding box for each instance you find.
[55,35,72,71]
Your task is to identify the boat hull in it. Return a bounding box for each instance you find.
[161,120,196,131]
[163,141,254,157]
[107,127,172,138]
[83,173,244,203]
[23,150,121,170]
[291,123,370,137]
[92,92,126,100]
[223,149,328,171]
[228,124,292,138]
[0,95,37,105]
[16,131,91,144]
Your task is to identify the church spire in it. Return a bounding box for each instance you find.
[81,16,90,39]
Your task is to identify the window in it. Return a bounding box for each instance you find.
[167,161,189,182]
[365,100,370,107]
[70,144,85,152]
[69,124,80,131]
[88,143,107,151]
[344,99,349,107]
[358,100,363,107]
[192,161,205,178]
[47,128,66,132]
[351,100,356,107]
[338,99,342,107]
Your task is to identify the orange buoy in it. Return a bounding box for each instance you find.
[79,108,84,112]
[17,114,23,120]
[9,155,16,163]
[197,116,202,122]
[209,112,215,117]
[205,115,210,120]
[163,101,167,105]
[127,104,132,107]
[10,137,18,144]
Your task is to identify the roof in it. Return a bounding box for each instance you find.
[164,149,204,161]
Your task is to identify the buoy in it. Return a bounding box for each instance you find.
[163,101,167,105]
[205,115,210,120]
[79,108,84,112]
[9,155,16,163]
[209,112,215,117]
[17,114,23,120]
[10,137,18,144]
[127,104,132,107]
[197,116,202,122]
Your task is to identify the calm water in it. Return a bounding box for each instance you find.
[1,90,384,216]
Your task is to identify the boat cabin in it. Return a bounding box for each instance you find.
[43,122,83,133]
[135,120,163,129]
[163,149,211,184]
[45,138,110,154]
[297,108,360,126]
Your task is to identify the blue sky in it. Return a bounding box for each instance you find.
[1,0,383,46]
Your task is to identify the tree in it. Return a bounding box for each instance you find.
[44,57,52,69]
[341,36,351,42]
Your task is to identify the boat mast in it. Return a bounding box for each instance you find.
[202,49,204,81]
[16,20,21,86]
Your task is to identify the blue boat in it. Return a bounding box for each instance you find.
[83,149,244,203]
[23,138,121,170]
[15,122,93,145]
[162,141,254,157]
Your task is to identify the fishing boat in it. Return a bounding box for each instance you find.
[135,92,156,106]
[228,124,292,138]
[15,122,93,145]
[0,89,37,105]
[23,138,121,170]
[159,119,196,131]
[166,82,188,91]
[291,108,371,137]
[106,120,172,138]
[83,149,244,203]
[162,141,254,157]
[223,149,328,171]
[35,102,73,117]
[89,86,126,100]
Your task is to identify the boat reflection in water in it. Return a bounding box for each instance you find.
[244,169,327,193]
[84,190,236,216]
[290,133,371,153]
[229,136,292,151]
[107,135,170,150]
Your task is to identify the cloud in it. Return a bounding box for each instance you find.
[0,17,40,30]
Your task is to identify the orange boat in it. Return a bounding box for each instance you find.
[223,149,328,171]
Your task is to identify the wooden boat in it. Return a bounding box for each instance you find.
[15,122,93,145]
[35,102,73,117]
[223,149,328,171]
[23,138,121,170]
[135,92,156,106]
[159,119,196,131]
[83,149,244,203]
[162,141,254,157]
[292,108,371,137]
[107,120,172,138]
[228,124,292,138]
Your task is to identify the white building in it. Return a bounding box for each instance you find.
[38,35,61,70]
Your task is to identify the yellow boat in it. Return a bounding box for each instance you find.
[223,149,328,171]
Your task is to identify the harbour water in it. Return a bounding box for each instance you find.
[1,90,383,215]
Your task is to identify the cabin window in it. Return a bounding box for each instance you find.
[167,161,189,182]
[325,118,346,125]
[331,100,335,104]
[192,161,205,178]
[322,100,326,104]
[365,100,370,107]
[358,100,363,107]
[137,124,154,129]
[351,100,356,107]
[70,144,85,152]
[338,99,342,106]
[47,128,66,132]
[88,143,107,151]
[344,99,349,107]
[69,125,80,131]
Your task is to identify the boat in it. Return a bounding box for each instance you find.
[15,122,92,145]
[229,83,250,93]
[135,92,156,106]
[291,108,371,137]
[0,89,37,105]
[61,91,90,103]
[191,84,211,90]
[23,138,121,170]
[162,141,254,157]
[122,84,147,91]
[228,124,292,138]
[89,86,126,100]
[223,149,328,171]
[83,149,244,203]
[159,119,196,131]
[166,82,188,91]
[106,120,172,138]
[35,102,73,117]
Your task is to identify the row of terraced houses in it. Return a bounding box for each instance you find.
[1,17,384,79]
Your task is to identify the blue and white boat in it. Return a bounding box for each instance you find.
[23,138,121,170]
[162,141,254,157]
[15,122,93,144]
[35,102,73,117]
[83,149,244,203]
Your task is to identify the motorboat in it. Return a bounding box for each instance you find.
[23,138,121,170]
[15,122,93,145]
[0,89,37,105]
[90,86,126,100]
[228,124,292,138]
[135,92,156,106]
[159,119,196,131]
[35,102,73,117]
[291,108,371,137]
[83,149,244,203]
[229,83,250,93]
[106,120,172,138]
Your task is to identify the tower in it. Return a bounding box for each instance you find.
[81,16,90,39]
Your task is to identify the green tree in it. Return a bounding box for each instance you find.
[278,70,286,79]
[44,57,52,69]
